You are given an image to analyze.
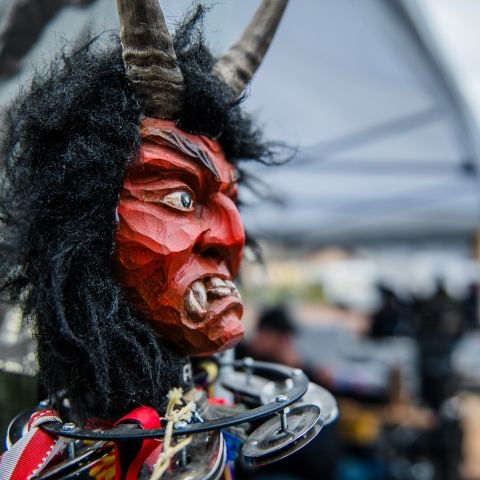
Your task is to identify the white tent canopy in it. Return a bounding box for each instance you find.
[238,0,480,245]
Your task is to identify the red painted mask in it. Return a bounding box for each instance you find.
[114,118,245,356]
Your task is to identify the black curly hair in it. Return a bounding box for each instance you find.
[0,7,279,421]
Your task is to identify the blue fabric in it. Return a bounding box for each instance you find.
[223,431,243,462]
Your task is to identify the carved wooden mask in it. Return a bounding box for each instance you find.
[114,118,245,356]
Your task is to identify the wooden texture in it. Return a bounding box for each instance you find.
[114,118,245,356]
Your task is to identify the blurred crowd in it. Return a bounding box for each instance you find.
[371,281,478,410]
[237,281,480,480]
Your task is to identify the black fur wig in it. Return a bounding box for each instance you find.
[0,8,277,421]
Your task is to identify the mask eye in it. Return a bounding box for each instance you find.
[161,190,195,211]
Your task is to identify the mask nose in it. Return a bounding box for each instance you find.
[193,193,245,276]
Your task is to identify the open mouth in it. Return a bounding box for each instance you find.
[184,276,241,322]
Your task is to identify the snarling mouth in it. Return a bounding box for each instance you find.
[185,276,241,322]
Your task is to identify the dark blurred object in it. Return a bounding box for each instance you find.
[237,422,341,480]
[462,283,479,330]
[0,373,38,453]
[370,284,412,338]
[416,281,464,338]
[379,398,462,480]
[237,305,301,367]
[415,281,464,410]
[257,304,297,334]
[0,304,38,452]
[0,0,97,78]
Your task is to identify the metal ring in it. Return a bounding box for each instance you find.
[40,360,309,441]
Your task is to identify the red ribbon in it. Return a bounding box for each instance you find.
[0,409,66,480]
[0,406,163,480]
[114,406,162,480]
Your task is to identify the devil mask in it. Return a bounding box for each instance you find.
[115,118,245,355]
[113,0,288,355]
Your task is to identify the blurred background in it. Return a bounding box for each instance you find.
[0,0,479,479]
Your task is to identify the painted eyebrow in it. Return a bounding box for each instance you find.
[143,128,220,180]
[143,167,201,193]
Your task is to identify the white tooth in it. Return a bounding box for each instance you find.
[225,280,241,299]
[191,281,207,309]
[185,288,207,321]
[207,287,232,299]
[209,277,227,288]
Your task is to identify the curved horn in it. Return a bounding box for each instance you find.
[212,0,288,97]
[116,0,184,119]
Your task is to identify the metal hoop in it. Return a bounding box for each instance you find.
[40,360,309,441]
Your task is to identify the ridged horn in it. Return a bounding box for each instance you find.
[116,0,184,119]
[212,0,289,97]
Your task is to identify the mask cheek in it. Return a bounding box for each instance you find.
[115,244,161,270]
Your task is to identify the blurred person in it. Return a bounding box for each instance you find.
[237,304,301,367]
[415,280,464,410]
[420,280,464,337]
[370,284,412,338]
[462,282,479,330]
[237,304,337,390]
